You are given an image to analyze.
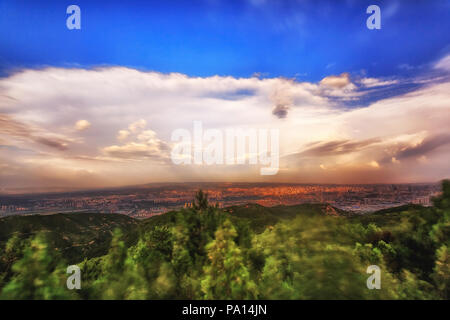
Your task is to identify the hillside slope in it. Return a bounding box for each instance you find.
[0,202,430,265]
[0,212,139,264]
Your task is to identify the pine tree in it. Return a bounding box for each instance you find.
[430,180,450,299]
[0,233,74,300]
[201,219,257,299]
[193,189,209,211]
[93,229,148,299]
[432,245,449,299]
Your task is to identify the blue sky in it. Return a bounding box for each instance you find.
[0,0,449,80]
[0,0,450,189]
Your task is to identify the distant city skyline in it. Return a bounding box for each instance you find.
[0,0,449,191]
[0,182,441,218]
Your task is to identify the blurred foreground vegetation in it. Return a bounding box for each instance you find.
[0,183,448,300]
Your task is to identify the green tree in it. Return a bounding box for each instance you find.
[0,234,27,288]
[430,180,450,298]
[432,245,449,299]
[201,219,257,299]
[193,189,209,211]
[0,233,74,300]
[93,229,148,299]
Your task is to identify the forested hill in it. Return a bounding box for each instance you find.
[0,203,345,263]
[0,212,139,263]
[0,183,448,299]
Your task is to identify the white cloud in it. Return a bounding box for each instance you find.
[317,72,361,100]
[0,60,449,188]
[75,119,91,131]
[104,122,169,161]
[359,77,399,88]
[128,119,147,133]
[369,160,380,168]
[319,72,351,88]
[102,142,168,161]
[434,55,450,72]
[117,130,130,141]
[391,157,400,164]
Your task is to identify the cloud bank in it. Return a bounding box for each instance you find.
[0,56,449,191]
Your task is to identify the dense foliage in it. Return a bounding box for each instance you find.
[0,181,448,299]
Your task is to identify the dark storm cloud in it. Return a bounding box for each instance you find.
[204,88,257,101]
[395,134,450,160]
[0,113,69,151]
[296,138,382,157]
[272,104,290,118]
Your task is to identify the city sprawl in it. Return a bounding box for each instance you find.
[0,183,441,218]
